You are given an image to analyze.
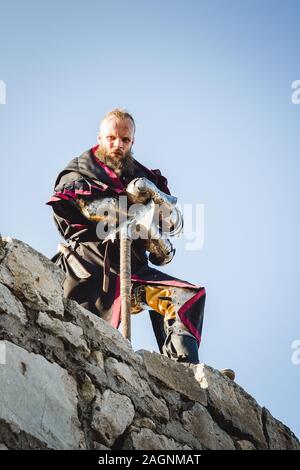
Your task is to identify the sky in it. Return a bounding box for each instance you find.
[0,0,299,440]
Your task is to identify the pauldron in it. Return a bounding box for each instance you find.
[76,197,120,223]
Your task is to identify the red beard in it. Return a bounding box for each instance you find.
[95,145,136,179]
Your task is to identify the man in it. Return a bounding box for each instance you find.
[47,109,209,366]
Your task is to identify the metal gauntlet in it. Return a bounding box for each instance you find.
[126,177,183,237]
[145,224,175,266]
[126,177,181,265]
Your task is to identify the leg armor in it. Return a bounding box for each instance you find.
[130,283,200,364]
[162,318,199,364]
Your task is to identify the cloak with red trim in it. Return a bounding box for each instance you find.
[47,147,205,344]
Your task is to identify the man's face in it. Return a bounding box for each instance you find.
[97,116,135,160]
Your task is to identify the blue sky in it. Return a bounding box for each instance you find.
[1,0,299,440]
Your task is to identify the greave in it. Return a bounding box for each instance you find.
[162,320,199,364]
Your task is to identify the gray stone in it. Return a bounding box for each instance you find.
[0,443,9,450]
[138,350,207,406]
[105,357,140,389]
[160,420,202,450]
[105,357,169,422]
[1,237,299,452]
[123,428,191,450]
[0,283,27,325]
[93,442,111,450]
[64,299,141,368]
[162,389,182,409]
[90,350,104,369]
[236,440,256,450]
[79,373,96,403]
[91,390,135,447]
[262,407,300,450]
[0,420,48,450]
[182,402,235,450]
[0,238,65,317]
[133,418,156,431]
[142,394,169,423]
[192,364,267,449]
[0,341,85,449]
[82,361,108,391]
[37,312,90,356]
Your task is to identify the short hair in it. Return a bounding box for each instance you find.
[100,108,136,134]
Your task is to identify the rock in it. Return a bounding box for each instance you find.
[81,361,108,392]
[0,283,27,325]
[163,389,182,409]
[90,350,104,368]
[37,311,90,356]
[0,341,85,449]
[93,442,111,450]
[64,298,141,368]
[160,420,202,450]
[91,390,135,447]
[0,238,298,451]
[105,357,140,389]
[0,238,64,317]
[182,402,235,450]
[0,420,48,450]
[133,418,156,431]
[123,427,191,450]
[138,350,207,406]
[79,373,96,403]
[192,364,267,449]
[105,357,169,422]
[236,440,256,450]
[262,407,300,450]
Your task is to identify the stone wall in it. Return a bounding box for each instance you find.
[0,237,299,450]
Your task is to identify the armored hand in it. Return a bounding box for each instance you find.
[126,177,183,237]
[126,177,183,266]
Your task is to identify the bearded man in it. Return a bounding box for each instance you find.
[47,108,208,366]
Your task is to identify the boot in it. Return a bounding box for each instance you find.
[220,368,236,381]
[162,319,199,364]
